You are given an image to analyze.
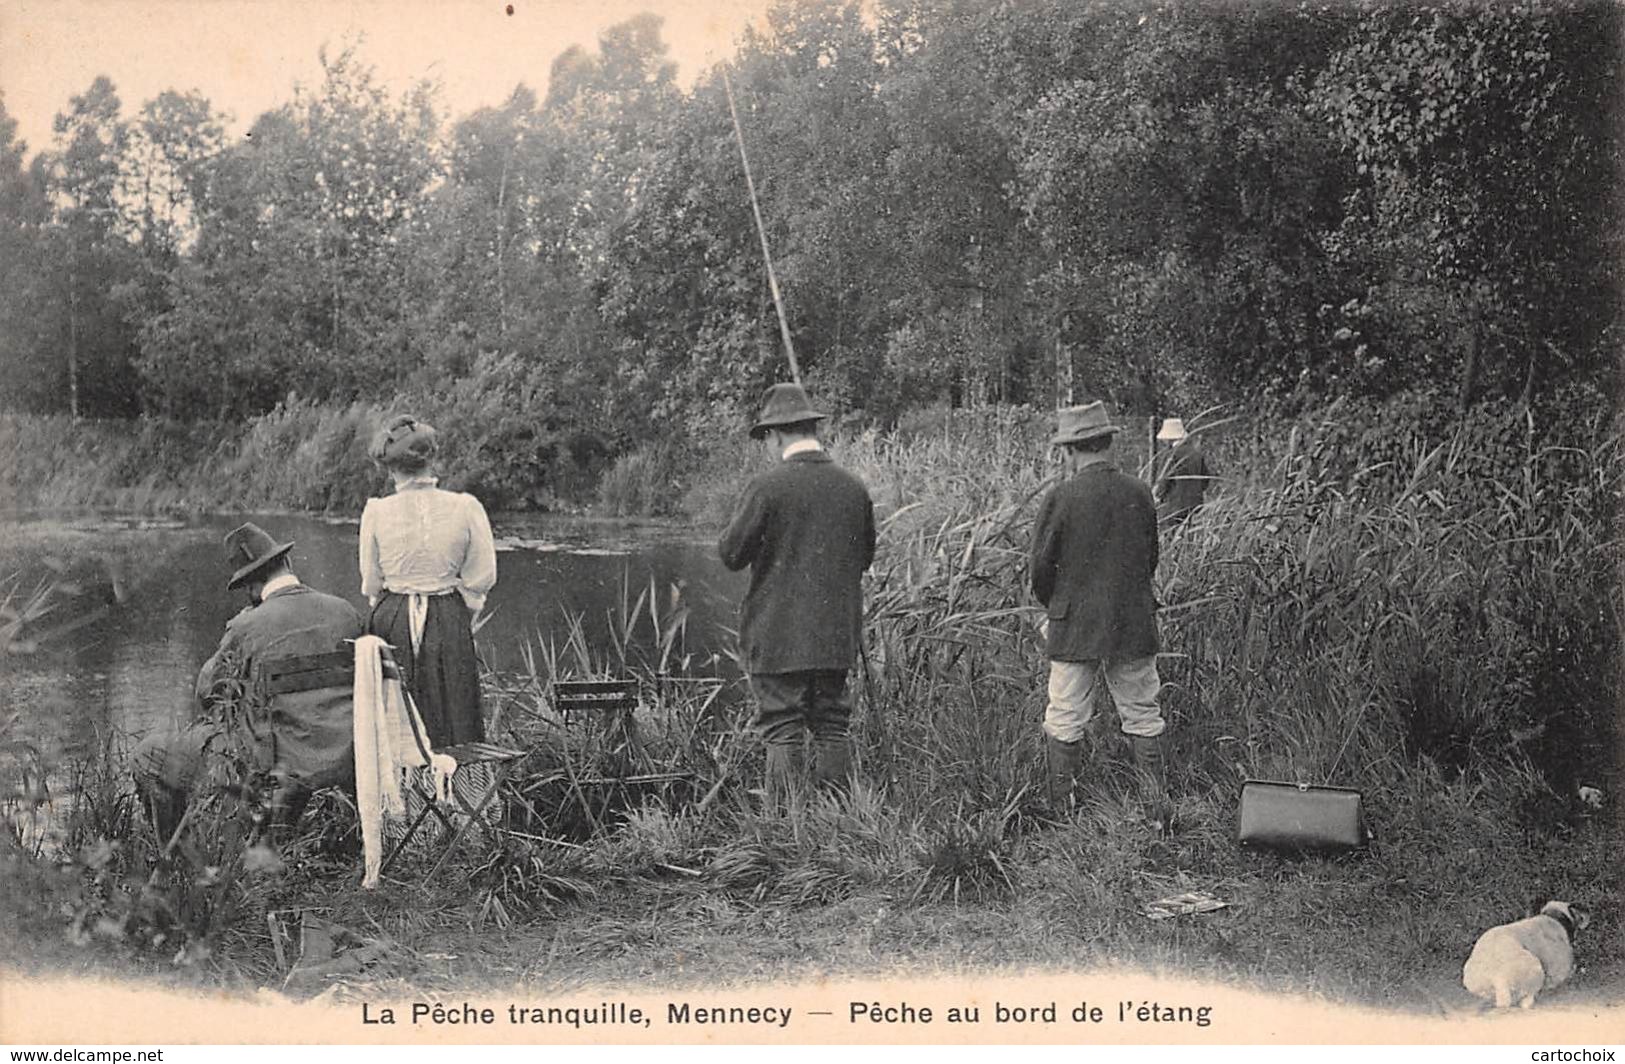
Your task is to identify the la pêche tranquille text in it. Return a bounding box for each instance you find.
[359,997,1214,1030]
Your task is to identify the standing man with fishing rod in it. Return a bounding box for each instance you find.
[718,384,876,805]
[715,68,876,807]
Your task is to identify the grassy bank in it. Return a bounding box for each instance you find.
[1,371,611,517]
[0,415,237,515]
[2,391,1621,1010]
[1,401,1155,521]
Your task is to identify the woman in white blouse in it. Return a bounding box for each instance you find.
[360,414,497,746]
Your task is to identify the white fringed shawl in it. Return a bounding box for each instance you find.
[352,635,456,888]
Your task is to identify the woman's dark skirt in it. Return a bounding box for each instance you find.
[366,591,485,747]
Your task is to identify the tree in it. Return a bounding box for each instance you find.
[12,1,1617,466]
[1004,3,1355,413]
[0,95,56,413]
[124,89,227,258]
[600,0,906,434]
[408,15,688,486]
[43,76,144,417]
[136,46,442,418]
[1312,1,1621,407]
[871,0,1047,411]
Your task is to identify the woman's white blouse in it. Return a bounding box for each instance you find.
[359,479,498,613]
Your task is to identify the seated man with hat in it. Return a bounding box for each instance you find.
[131,522,363,842]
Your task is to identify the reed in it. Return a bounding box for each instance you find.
[2,393,1617,998]
[854,399,1619,815]
[0,414,230,515]
[597,445,689,518]
[477,396,1618,937]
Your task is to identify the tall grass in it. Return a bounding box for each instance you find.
[849,398,1619,813]
[0,644,301,972]
[597,445,687,518]
[219,400,382,512]
[435,397,1623,941]
[1,353,612,516]
[3,393,1618,997]
[0,414,238,515]
[484,396,1620,922]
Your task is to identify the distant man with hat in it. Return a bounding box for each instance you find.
[718,383,877,805]
[1153,417,1214,527]
[131,522,363,841]
[1030,401,1168,821]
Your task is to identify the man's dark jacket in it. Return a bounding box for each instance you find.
[1030,460,1159,662]
[196,583,363,789]
[718,450,877,675]
[1156,440,1213,522]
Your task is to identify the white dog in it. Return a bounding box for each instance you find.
[1462,900,1590,1009]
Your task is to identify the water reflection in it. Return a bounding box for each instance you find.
[0,513,743,762]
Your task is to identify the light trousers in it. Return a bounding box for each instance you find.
[1043,655,1164,742]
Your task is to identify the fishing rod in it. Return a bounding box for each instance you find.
[721,66,802,387]
[721,65,886,716]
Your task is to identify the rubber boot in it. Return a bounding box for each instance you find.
[811,736,853,796]
[1128,733,1173,833]
[763,741,805,814]
[1045,736,1083,815]
[1128,734,1166,786]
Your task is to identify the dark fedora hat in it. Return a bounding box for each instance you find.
[1050,400,1122,446]
[749,383,827,439]
[224,522,295,590]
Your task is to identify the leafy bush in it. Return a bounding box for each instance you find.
[428,351,602,510]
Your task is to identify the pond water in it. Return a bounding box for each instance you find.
[0,511,745,766]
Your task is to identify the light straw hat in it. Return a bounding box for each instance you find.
[1156,418,1188,442]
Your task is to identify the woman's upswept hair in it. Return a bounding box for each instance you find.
[370,413,439,473]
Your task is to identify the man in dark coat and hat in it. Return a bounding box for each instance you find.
[1030,401,1168,821]
[718,383,877,805]
[131,522,363,841]
[1153,417,1215,527]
